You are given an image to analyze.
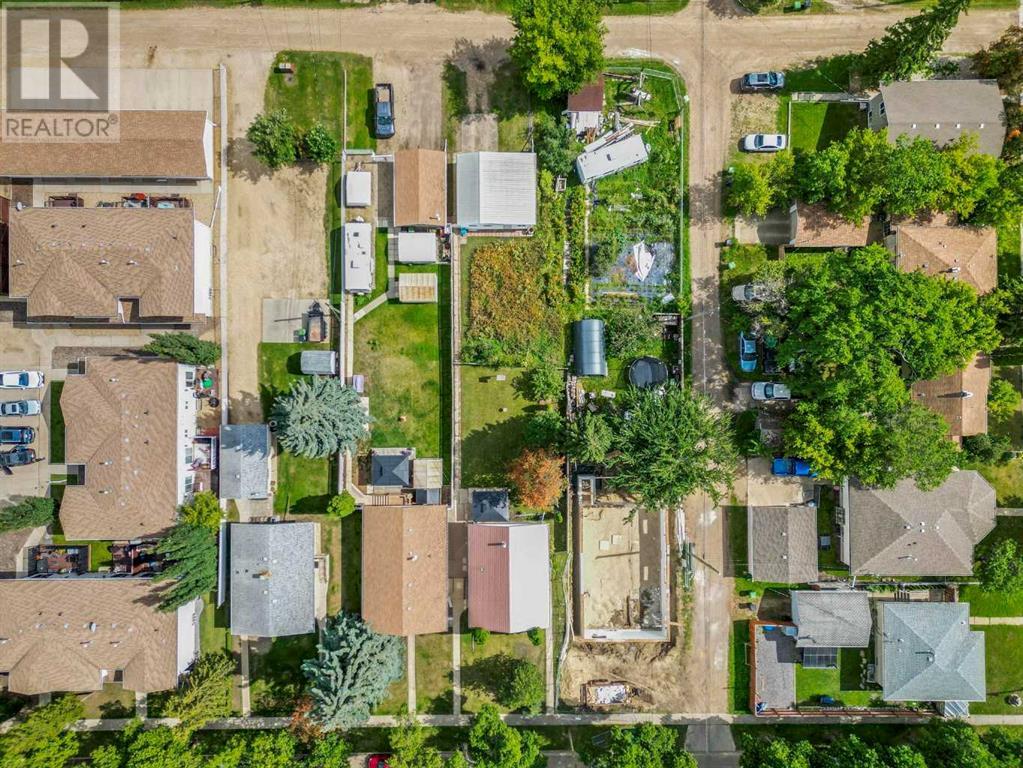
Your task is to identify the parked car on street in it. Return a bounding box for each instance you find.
[0,427,35,445]
[0,447,35,473]
[751,382,792,401]
[738,331,758,373]
[741,72,785,92]
[0,400,42,417]
[374,83,395,139]
[772,457,816,477]
[0,371,44,389]
[367,756,392,768]
[742,133,787,153]
[732,283,770,302]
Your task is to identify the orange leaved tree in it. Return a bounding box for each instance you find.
[508,448,565,511]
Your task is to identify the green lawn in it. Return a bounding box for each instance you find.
[79,684,135,719]
[341,510,361,614]
[374,667,409,716]
[960,518,1023,616]
[996,220,1020,286]
[719,245,769,380]
[200,592,233,656]
[794,648,880,707]
[459,622,545,713]
[969,459,1023,508]
[249,634,318,716]
[972,625,1023,714]
[781,55,858,94]
[49,381,65,463]
[354,230,390,311]
[353,295,445,461]
[416,632,454,714]
[264,50,374,150]
[47,535,112,573]
[460,366,534,487]
[789,102,864,153]
[730,620,751,713]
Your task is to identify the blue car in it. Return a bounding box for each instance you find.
[772,457,816,477]
[738,331,758,373]
[0,427,35,445]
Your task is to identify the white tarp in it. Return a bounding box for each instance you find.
[631,241,654,282]
[593,684,629,705]
[345,171,372,208]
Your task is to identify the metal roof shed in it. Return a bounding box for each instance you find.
[456,151,537,230]
[397,231,437,263]
[343,222,374,293]
[574,319,607,377]
[576,133,650,184]
[468,522,551,633]
[345,171,372,208]
[300,350,338,375]
[219,424,271,500]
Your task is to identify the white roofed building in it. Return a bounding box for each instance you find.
[576,132,650,184]
[397,231,437,263]
[343,222,374,294]
[456,152,537,231]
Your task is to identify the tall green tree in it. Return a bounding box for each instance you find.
[533,112,580,177]
[0,496,54,533]
[918,719,1000,768]
[247,109,298,169]
[499,657,545,714]
[0,695,83,768]
[509,0,606,100]
[245,732,296,768]
[608,382,738,509]
[973,25,1023,96]
[306,733,351,768]
[567,410,613,464]
[466,704,544,768]
[860,0,973,85]
[389,716,445,768]
[989,377,1022,422]
[272,377,370,458]
[164,652,234,733]
[589,724,698,768]
[301,612,405,730]
[300,122,340,164]
[142,332,221,367]
[178,491,221,533]
[739,735,813,768]
[154,522,218,612]
[976,538,1023,593]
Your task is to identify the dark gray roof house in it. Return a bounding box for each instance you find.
[574,319,607,377]
[866,80,1006,157]
[840,471,996,577]
[472,489,511,523]
[877,602,985,703]
[219,424,271,501]
[371,449,413,488]
[229,523,317,637]
[791,590,872,648]
[747,505,818,584]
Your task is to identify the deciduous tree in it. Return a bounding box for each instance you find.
[164,652,234,733]
[534,112,580,177]
[509,0,605,100]
[974,25,1023,96]
[247,109,298,169]
[500,658,545,714]
[327,491,357,519]
[179,491,221,533]
[597,297,660,360]
[300,122,340,164]
[466,704,544,768]
[918,719,1001,768]
[739,735,813,768]
[508,447,565,510]
[976,538,1023,593]
[524,409,566,451]
[588,724,698,768]
[142,332,221,366]
[272,377,370,459]
[154,523,217,612]
[389,716,445,768]
[0,695,83,768]
[301,612,405,730]
[0,496,54,534]
[989,377,1022,422]
[609,382,738,509]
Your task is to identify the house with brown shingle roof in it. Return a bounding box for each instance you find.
[392,149,447,229]
[0,110,213,180]
[0,578,201,695]
[59,357,201,541]
[7,206,213,323]
[468,522,551,634]
[787,202,883,249]
[911,354,991,441]
[362,505,448,636]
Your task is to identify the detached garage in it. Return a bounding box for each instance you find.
[456,151,537,231]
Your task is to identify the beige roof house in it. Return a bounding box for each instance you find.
[911,354,992,440]
[747,505,819,583]
[0,110,213,179]
[393,149,447,228]
[8,206,212,322]
[789,203,881,249]
[892,215,998,295]
[0,579,201,695]
[362,505,448,636]
[60,357,197,541]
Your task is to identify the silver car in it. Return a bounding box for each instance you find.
[732,283,769,302]
[742,133,788,153]
[0,400,42,417]
[751,382,792,401]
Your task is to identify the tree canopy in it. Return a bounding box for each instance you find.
[0,496,54,534]
[154,522,218,612]
[588,724,698,768]
[859,0,972,85]
[976,538,1023,594]
[142,332,221,366]
[178,491,221,533]
[247,109,298,169]
[163,652,234,733]
[973,25,1023,96]
[0,695,83,768]
[465,704,544,768]
[508,447,565,510]
[608,382,738,509]
[272,377,370,459]
[509,0,606,101]
[301,611,405,730]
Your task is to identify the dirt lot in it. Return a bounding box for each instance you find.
[375,55,445,152]
[728,94,781,159]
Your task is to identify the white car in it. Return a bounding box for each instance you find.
[0,400,42,417]
[742,133,788,153]
[0,371,44,390]
[751,382,792,401]
[732,283,769,302]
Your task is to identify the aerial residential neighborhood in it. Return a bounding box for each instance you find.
[0,0,1023,767]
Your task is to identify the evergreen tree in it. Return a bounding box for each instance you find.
[272,377,370,459]
[164,652,234,733]
[860,0,973,85]
[301,612,405,730]
[0,496,54,533]
[567,410,613,465]
[154,523,218,612]
[510,0,606,100]
[0,695,83,768]
[142,332,221,366]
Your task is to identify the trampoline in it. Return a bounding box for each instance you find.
[628,356,669,389]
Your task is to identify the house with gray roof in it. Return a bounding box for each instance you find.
[792,590,872,649]
[229,522,319,637]
[219,424,270,501]
[747,505,818,584]
[838,471,996,577]
[866,80,1006,157]
[876,602,985,704]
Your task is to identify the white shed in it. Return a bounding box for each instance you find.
[345,171,372,207]
[576,132,650,184]
[397,231,437,264]
[343,222,374,294]
[456,151,537,231]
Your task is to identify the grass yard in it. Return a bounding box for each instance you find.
[781,55,858,94]
[341,510,361,613]
[249,634,318,716]
[460,366,535,487]
[49,381,65,463]
[47,535,112,573]
[960,518,1023,616]
[354,230,390,311]
[970,459,1023,508]
[79,684,135,719]
[459,623,545,713]
[720,245,769,380]
[291,512,342,614]
[996,220,1020,286]
[788,102,864,153]
[353,293,446,462]
[730,620,751,713]
[794,648,880,707]
[972,625,1023,714]
[264,50,374,150]
[416,633,454,714]
[374,669,409,716]
[200,592,233,656]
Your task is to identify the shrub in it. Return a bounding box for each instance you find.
[470,627,490,646]
[533,112,579,177]
[989,377,1021,423]
[526,627,543,646]
[597,297,659,359]
[142,332,221,366]
[247,109,298,169]
[524,361,563,402]
[300,122,340,164]
[963,433,1013,465]
[327,491,357,519]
